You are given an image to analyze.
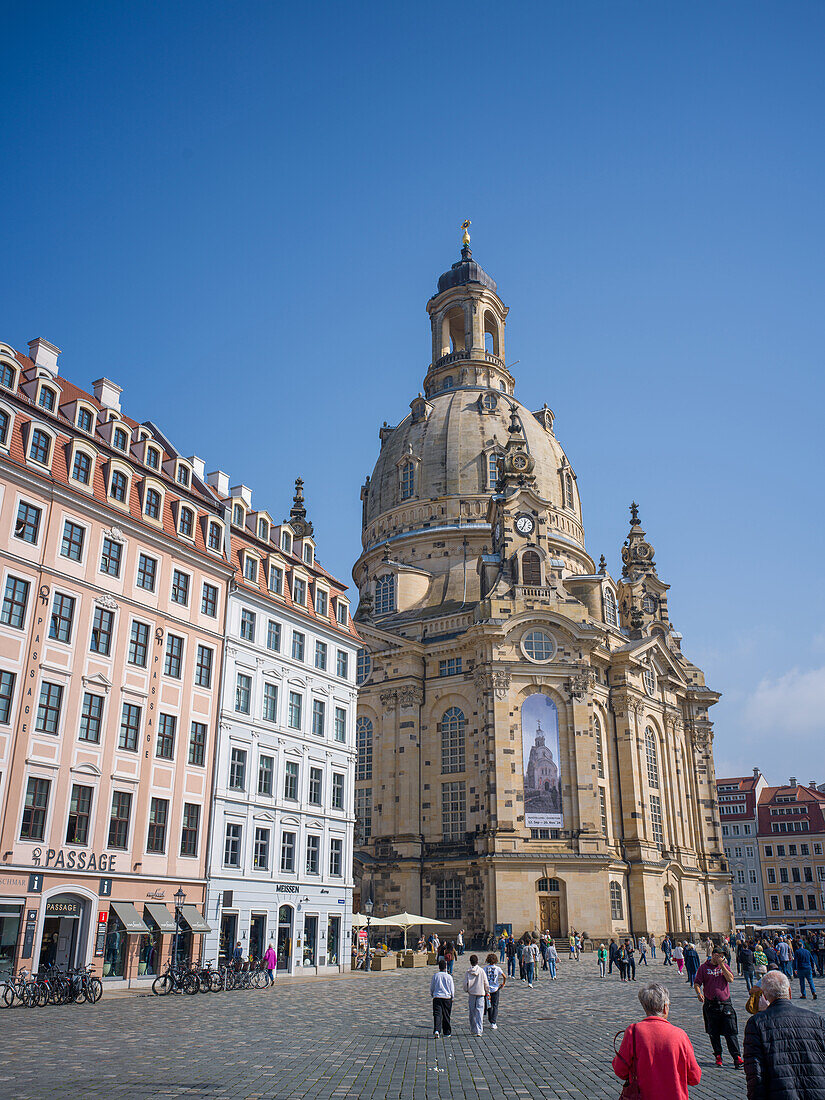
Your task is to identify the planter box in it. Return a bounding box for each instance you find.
[400,953,428,968]
[427,952,438,965]
[370,955,397,971]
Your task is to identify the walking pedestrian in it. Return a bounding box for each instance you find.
[684,941,701,987]
[430,958,454,1038]
[568,931,577,961]
[505,936,517,979]
[752,943,768,981]
[738,941,756,992]
[776,938,794,980]
[498,932,506,962]
[672,942,685,974]
[638,936,649,966]
[546,939,558,980]
[612,983,701,1100]
[662,935,673,966]
[651,935,657,960]
[443,940,455,974]
[483,953,506,1030]
[624,940,637,982]
[598,942,608,978]
[793,939,818,1000]
[463,954,490,1037]
[816,933,825,979]
[523,939,537,987]
[694,947,744,1069]
[743,969,825,1098]
[457,930,465,956]
[264,942,277,986]
[609,938,620,976]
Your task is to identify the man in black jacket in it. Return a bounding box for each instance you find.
[743,969,825,1099]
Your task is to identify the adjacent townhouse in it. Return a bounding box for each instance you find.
[757,779,825,930]
[717,769,767,926]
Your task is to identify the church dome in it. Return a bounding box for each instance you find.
[436,246,498,295]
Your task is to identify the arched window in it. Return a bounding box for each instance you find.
[113,426,128,451]
[400,461,415,500]
[440,707,466,774]
[646,727,659,789]
[483,310,500,357]
[0,362,15,389]
[644,667,656,696]
[374,574,395,616]
[565,473,574,510]
[594,715,604,779]
[0,408,8,446]
[536,877,560,893]
[258,518,269,541]
[487,452,500,489]
[610,881,624,920]
[356,717,373,780]
[521,551,542,586]
[356,648,372,686]
[233,503,244,526]
[604,588,617,627]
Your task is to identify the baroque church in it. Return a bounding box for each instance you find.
[352,232,733,940]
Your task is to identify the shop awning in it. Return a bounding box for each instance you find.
[143,902,177,932]
[178,904,211,933]
[109,900,150,934]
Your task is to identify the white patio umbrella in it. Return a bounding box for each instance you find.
[351,913,394,927]
[385,911,451,950]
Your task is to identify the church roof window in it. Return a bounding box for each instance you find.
[522,630,556,663]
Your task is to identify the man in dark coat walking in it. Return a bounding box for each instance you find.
[743,969,825,1099]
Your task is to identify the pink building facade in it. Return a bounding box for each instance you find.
[0,338,232,984]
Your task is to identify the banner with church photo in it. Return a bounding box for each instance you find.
[522,694,563,828]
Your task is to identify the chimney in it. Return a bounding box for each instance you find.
[753,767,760,778]
[790,777,797,787]
[207,470,230,497]
[27,338,60,377]
[92,378,122,412]
[230,484,253,508]
[188,455,205,481]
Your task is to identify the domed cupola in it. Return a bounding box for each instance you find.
[436,245,498,295]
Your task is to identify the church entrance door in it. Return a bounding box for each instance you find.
[539,897,561,937]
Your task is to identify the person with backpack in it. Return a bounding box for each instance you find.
[442,940,455,974]
[613,983,701,1100]
[483,952,506,1029]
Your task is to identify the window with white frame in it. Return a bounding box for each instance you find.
[440,707,466,774]
[400,460,415,500]
[645,728,659,789]
[436,879,462,919]
[441,781,466,841]
[375,574,395,615]
[224,822,242,866]
[650,793,664,845]
[356,717,372,779]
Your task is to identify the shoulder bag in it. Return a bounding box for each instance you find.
[613,1024,642,1100]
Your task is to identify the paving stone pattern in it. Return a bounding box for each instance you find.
[2,955,823,1099]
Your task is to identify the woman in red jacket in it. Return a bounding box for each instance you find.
[613,983,701,1100]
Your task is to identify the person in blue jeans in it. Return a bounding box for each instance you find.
[794,940,818,1000]
[505,938,517,979]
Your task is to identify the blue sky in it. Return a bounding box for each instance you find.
[4,2,824,783]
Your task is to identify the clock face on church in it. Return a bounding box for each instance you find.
[515,514,535,536]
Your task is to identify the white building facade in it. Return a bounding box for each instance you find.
[203,481,359,974]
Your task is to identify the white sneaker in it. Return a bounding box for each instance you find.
[528,983,533,988]
[491,1023,498,1029]
[433,1031,440,1038]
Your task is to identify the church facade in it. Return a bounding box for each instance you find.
[352,236,733,942]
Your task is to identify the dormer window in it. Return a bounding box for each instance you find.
[113,427,128,451]
[258,518,269,541]
[145,447,160,470]
[336,599,349,626]
[29,428,52,466]
[604,588,618,627]
[145,487,162,520]
[38,386,56,412]
[303,543,313,565]
[0,362,15,389]
[315,588,328,616]
[177,465,190,487]
[72,450,92,485]
[375,574,395,615]
[179,507,194,538]
[109,470,128,503]
[233,503,244,527]
[77,407,94,433]
[400,461,415,500]
[281,530,292,554]
[244,556,258,583]
[269,564,283,594]
[0,408,9,447]
[293,576,306,605]
[564,473,574,510]
[208,520,222,552]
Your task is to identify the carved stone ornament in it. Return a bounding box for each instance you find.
[380,689,399,710]
[567,667,596,701]
[95,593,118,610]
[398,686,424,709]
[473,667,511,699]
[102,526,126,543]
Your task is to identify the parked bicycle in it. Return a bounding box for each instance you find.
[152,959,199,996]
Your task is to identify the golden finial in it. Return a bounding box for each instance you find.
[461,219,471,247]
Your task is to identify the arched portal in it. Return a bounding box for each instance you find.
[38,893,93,972]
[277,904,294,971]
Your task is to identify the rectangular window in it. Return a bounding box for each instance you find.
[72,451,92,484]
[236,673,251,714]
[293,577,306,606]
[778,845,786,856]
[171,570,189,606]
[439,658,463,677]
[100,537,122,577]
[195,645,213,688]
[292,631,305,662]
[144,488,161,520]
[147,797,169,852]
[1,575,30,629]
[280,831,295,873]
[137,553,157,592]
[309,767,323,805]
[201,583,218,617]
[649,794,664,845]
[14,501,41,544]
[765,845,773,856]
[315,641,327,671]
[258,755,274,796]
[79,692,104,743]
[36,681,63,734]
[267,620,281,651]
[119,702,141,751]
[792,867,801,883]
[253,827,270,870]
[29,428,51,465]
[336,650,349,679]
[805,866,814,883]
[284,760,299,800]
[336,600,348,625]
[770,895,780,911]
[189,722,206,766]
[66,783,93,845]
[332,772,345,810]
[796,894,805,911]
[49,592,75,644]
[802,844,811,856]
[180,803,200,857]
[288,691,302,730]
[164,633,183,678]
[306,835,320,874]
[599,787,608,836]
[436,880,462,920]
[334,707,346,743]
[0,670,16,724]
[60,520,85,562]
[128,620,149,667]
[244,556,257,583]
[229,747,247,790]
[90,607,114,656]
[767,867,776,884]
[355,787,372,840]
[156,713,176,759]
[20,777,50,840]
[223,823,242,867]
[780,868,789,883]
[783,895,793,911]
[329,837,343,877]
[263,683,278,722]
[311,699,325,737]
[441,781,466,841]
[315,589,328,616]
[108,791,132,849]
[269,565,283,595]
[208,521,222,551]
[240,609,256,642]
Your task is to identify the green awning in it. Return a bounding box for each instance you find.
[109,900,150,934]
[178,904,211,933]
[143,902,177,933]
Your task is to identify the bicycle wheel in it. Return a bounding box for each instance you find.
[85,978,103,1003]
[0,983,12,1007]
[198,972,211,993]
[209,972,222,992]
[35,983,49,1007]
[182,972,199,995]
[252,970,268,989]
[223,969,235,991]
[22,982,38,1008]
[152,974,173,996]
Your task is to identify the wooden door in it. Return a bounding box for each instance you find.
[539,898,561,937]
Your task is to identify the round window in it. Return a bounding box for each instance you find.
[356,648,372,686]
[522,630,556,663]
[482,393,497,411]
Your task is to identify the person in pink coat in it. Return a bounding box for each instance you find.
[264,943,277,987]
[613,983,701,1100]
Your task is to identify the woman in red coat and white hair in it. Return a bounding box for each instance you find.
[613,983,701,1100]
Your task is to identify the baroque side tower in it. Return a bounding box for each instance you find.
[352,239,732,940]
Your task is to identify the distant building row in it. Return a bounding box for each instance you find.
[0,338,359,984]
[717,771,825,931]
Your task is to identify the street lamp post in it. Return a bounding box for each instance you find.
[173,886,186,970]
[364,897,373,974]
[686,904,692,937]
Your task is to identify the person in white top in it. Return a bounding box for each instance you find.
[429,957,455,1037]
[463,954,491,1036]
[672,942,685,975]
[483,952,507,1029]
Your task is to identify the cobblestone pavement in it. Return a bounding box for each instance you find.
[2,955,823,1099]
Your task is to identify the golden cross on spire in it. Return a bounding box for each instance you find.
[461,219,471,247]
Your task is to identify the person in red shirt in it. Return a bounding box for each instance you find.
[612,983,701,1100]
